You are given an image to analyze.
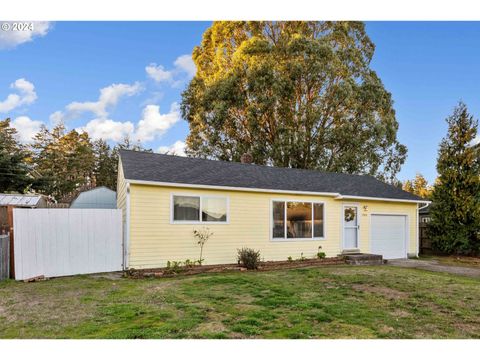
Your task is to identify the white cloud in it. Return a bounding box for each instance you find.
[77,102,180,143]
[0,78,37,113]
[49,110,64,125]
[158,140,186,156]
[63,82,142,119]
[146,54,196,84]
[78,118,134,142]
[174,55,196,77]
[134,103,181,142]
[145,64,173,83]
[0,22,52,49]
[11,116,43,143]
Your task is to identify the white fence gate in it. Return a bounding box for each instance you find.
[14,208,123,280]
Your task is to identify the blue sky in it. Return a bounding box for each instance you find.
[1,21,479,184]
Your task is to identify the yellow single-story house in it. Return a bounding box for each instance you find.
[117,150,429,270]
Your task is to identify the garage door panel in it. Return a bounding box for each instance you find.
[371,215,407,259]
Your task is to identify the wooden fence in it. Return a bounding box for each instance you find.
[13,208,123,280]
[0,234,9,280]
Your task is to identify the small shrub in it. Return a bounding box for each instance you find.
[287,256,293,262]
[165,260,183,274]
[298,252,307,261]
[316,246,326,259]
[237,247,261,270]
[184,259,194,267]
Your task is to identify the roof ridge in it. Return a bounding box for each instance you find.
[118,149,369,179]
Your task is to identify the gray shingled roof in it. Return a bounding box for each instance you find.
[119,150,423,202]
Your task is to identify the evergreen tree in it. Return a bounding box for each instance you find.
[93,139,117,190]
[429,102,480,254]
[0,118,32,192]
[31,123,95,201]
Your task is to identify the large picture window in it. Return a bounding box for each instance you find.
[272,200,324,240]
[172,195,228,223]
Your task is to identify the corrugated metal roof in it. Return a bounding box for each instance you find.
[0,194,43,207]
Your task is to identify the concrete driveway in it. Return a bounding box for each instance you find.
[388,259,480,278]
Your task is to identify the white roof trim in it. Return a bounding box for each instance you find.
[125,178,426,203]
[126,179,340,197]
[335,195,431,204]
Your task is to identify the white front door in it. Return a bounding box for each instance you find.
[343,205,359,249]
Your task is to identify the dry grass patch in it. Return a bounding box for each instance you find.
[352,284,407,300]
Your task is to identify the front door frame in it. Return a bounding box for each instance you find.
[342,204,360,250]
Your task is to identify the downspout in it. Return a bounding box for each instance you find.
[124,182,131,270]
[416,201,431,257]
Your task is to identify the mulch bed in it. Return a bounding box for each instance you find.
[126,257,346,279]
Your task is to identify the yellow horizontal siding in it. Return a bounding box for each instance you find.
[127,184,418,269]
[116,161,127,225]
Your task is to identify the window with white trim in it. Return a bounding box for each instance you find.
[272,201,325,240]
[172,195,228,223]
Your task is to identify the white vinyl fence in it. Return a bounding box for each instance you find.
[14,208,123,280]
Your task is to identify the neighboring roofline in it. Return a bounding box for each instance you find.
[77,186,116,194]
[70,186,116,205]
[125,178,425,203]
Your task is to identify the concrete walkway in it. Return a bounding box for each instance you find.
[388,259,480,278]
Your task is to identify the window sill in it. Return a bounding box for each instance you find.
[271,237,326,242]
[171,221,229,225]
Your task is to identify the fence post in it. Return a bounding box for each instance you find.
[0,235,9,281]
[7,206,14,279]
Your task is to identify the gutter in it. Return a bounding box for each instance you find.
[125,179,341,198]
[125,178,429,204]
[334,195,430,204]
[418,201,431,210]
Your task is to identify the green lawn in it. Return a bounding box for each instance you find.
[1,265,479,339]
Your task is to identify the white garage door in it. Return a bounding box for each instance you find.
[371,215,407,259]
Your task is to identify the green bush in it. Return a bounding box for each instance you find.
[316,246,326,259]
[237,247,261,270]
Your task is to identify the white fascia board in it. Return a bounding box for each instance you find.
[335,195,432,204]
[125,178,431,204]
[126,179,340,197]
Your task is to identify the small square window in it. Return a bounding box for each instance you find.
[173,195,200,221]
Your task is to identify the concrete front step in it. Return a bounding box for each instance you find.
[342,253,384,265]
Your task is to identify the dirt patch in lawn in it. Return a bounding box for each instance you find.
[454,321,480,337]
[352,284,407,300]
[329,268,381,276]
[0,281,110,330]
[194,311,229,336]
